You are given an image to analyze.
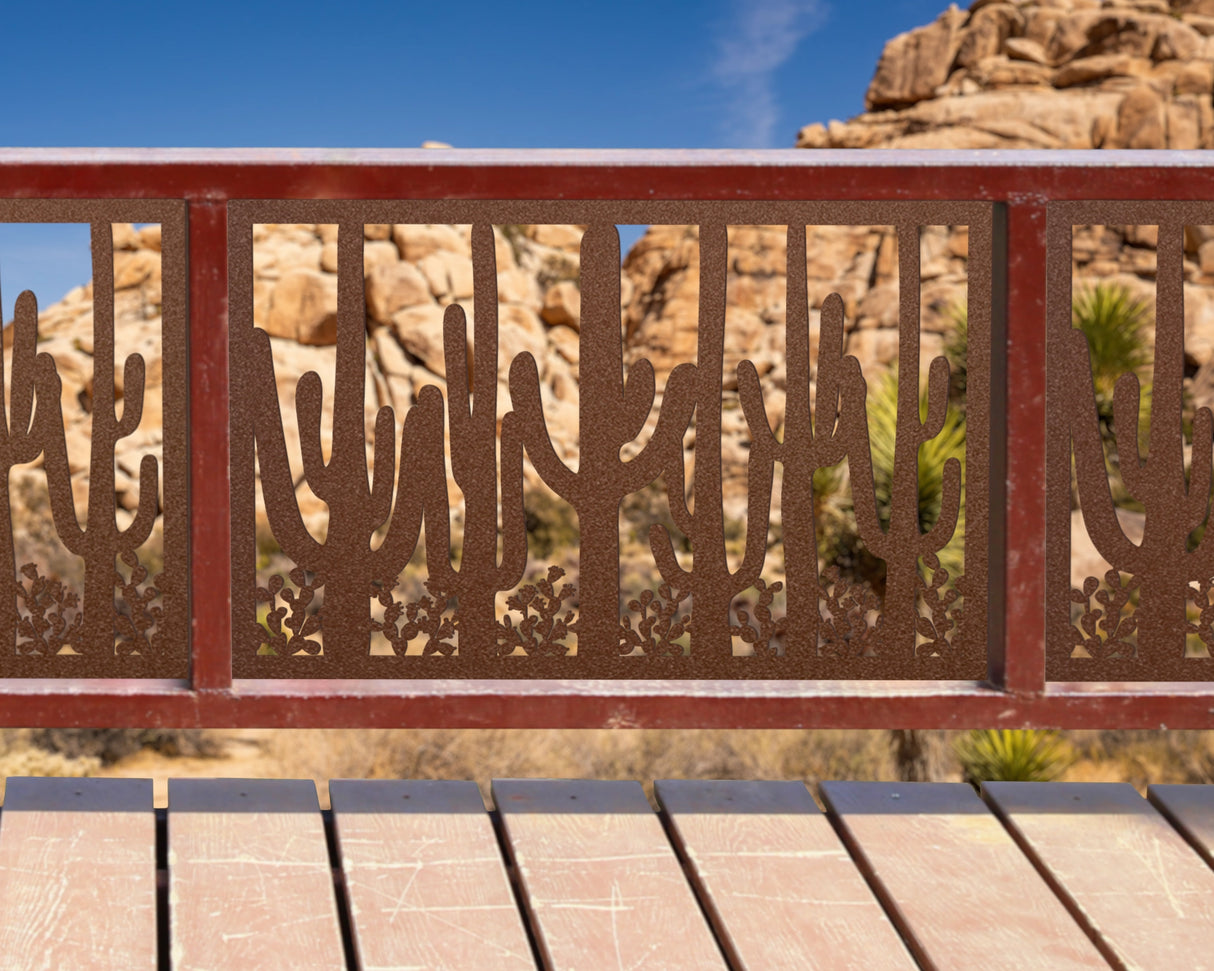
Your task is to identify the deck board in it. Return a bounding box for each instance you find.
[330,779,535,970]
[0,778,155,971]
[655,779,915,971]
[1148,784,1214,870]
[820,781,1108,971]
[984,781,1214,970]
[168,778,345,971]
[493,779,728,971]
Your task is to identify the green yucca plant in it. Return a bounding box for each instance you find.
[955,729,1074,785]
[811,364,967,591]
[1072,283,1151,413]
[1072,283,1153,466]
[865,366,967,583]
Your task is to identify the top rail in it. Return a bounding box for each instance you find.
[3,148,1214,201]
[0,150,1210,728]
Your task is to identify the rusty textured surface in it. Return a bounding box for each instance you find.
[0,201,187,678]
[0,152,1205,724]
[230,201,989,679]
[188,201,233,690]
[1048,202,1214,681]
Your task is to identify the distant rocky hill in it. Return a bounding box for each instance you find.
[798,0,1214,151]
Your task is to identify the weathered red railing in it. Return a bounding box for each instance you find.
[0,148,1212,728]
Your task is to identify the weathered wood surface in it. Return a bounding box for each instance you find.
[2,777,1213,968]
[330,779,535,970]
[1149,783,1214,869]
[655,779,916,971]
[820,781,1108,971]
[168,778,345,971]
[493,779,728,971]
[985,781,1214,970]
[0,778,155,971]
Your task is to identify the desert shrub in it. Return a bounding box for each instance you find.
[28,729,223,766]
[955,729,1073,785]
[524,489,580,560]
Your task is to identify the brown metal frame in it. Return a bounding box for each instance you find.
[227,200,990,681]
[0,149,1211,727]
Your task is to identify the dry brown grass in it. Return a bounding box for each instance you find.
[263,728,957,807]
[40,727,1214,810]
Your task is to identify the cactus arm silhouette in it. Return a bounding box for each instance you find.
[253,345,325,559]
[429,224,528,655]
[848,224,963,654]
[0,289,58,651]
[251,224,434,657]
[778,234,862,656]
[38,225,160,655]
[649,223,774,655]
[510,223,693,657]
[247,328,325,566]
[1111,372,1151,501]
[374,383,441,568]
[736,362,777,449]
[1067,330,1143,571]
[919,356,952,442]
[1186,408,1214,532]
[1070,227,1214,661]
[365,406,398,530]
[508,353,579,498]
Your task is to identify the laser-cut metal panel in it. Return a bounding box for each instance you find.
[1047,202,1214,682]
[230,200,991,680]
[0,201,187,677]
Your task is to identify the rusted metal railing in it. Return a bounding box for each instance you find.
[0,149,1210,728]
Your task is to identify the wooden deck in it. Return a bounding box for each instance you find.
[0,778,1212,970]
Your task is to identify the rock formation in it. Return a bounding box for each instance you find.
[799,0,1214,151]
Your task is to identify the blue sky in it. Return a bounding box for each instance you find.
[0,0,949,319]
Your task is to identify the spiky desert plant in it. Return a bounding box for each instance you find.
[1073,283,1152,420]
[863,366,967,585]
[956,729,1073,784]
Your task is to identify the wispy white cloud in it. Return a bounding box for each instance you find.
[712,0,827,148]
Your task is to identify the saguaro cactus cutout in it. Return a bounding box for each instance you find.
[1070,223,1214,662]
[0,287,59,651]
[649,224,775,657]
[251,223,447,657]
[425,224,528,657]
[510,223,693,657]
[848,224,961,654]
[41,225,159,656]
[737,226,868,657]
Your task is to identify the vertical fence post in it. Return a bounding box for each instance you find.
[187,200,232,692]
[990,199,1049,695]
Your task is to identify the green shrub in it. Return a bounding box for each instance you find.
[955,729,1073,785]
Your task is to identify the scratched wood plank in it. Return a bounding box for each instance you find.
[330,779,535,970]
[985,781,1214,970]
[493,779,728,971]
[820,781,1108,971]
[1148,784,1214,869]
[654,779,915,971]
[168,778,345,971]
[0,777,155,971]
